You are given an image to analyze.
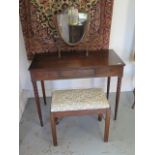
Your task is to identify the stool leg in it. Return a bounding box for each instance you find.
[98,113,103,121]
[104,108,111,142]
[51,113,57,146]
[55,117,59,125]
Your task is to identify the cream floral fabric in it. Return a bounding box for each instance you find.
[51,88,109,112]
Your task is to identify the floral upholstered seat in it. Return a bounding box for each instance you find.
[51,88,109,112]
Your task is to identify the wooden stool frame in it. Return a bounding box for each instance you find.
[51,108,111,146]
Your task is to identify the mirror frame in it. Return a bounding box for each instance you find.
[56,9,90,46]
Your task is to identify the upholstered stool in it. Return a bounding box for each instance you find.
[50,88,111,146]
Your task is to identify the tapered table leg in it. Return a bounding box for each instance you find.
[41,80,46,105]
[107,77,111,99]
[32,80,43,126]
[132,88,135,109]
[114,77,122,120]
[132,102,135,109]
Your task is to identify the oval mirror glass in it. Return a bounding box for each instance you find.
[57,7,89,45]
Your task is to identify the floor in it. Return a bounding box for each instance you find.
[19,92,135,155]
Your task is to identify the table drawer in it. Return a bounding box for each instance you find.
[31,71,59,80]
[95,67,122,76]
[61,69,95,78]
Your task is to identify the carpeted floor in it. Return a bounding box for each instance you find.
[19,92,135,155]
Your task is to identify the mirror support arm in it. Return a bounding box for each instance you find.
[58,49,61,58]
[86,50,89,57]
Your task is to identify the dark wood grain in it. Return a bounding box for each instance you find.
[104,108,111,142]
[114,77,122,120]
[29,49,125,126]
[53,109,107,117]
[41,80,46,105]
[29,50,125,70]
[29,50,124,80]
[51,113,57,146]
[98,113,103,121]
[32,80,43,126]
[51,108,111,146]
[107,77,111,99]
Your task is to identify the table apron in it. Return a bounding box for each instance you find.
[30,67,123,80]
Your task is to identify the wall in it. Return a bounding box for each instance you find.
[109,0,135,91]
[19,22,32,120]
[19,0,135,120]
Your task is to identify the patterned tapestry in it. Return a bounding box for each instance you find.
[19,0,114,59]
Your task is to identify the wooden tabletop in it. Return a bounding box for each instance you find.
[29,49,125,71]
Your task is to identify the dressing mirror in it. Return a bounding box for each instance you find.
[57,7,89,45]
